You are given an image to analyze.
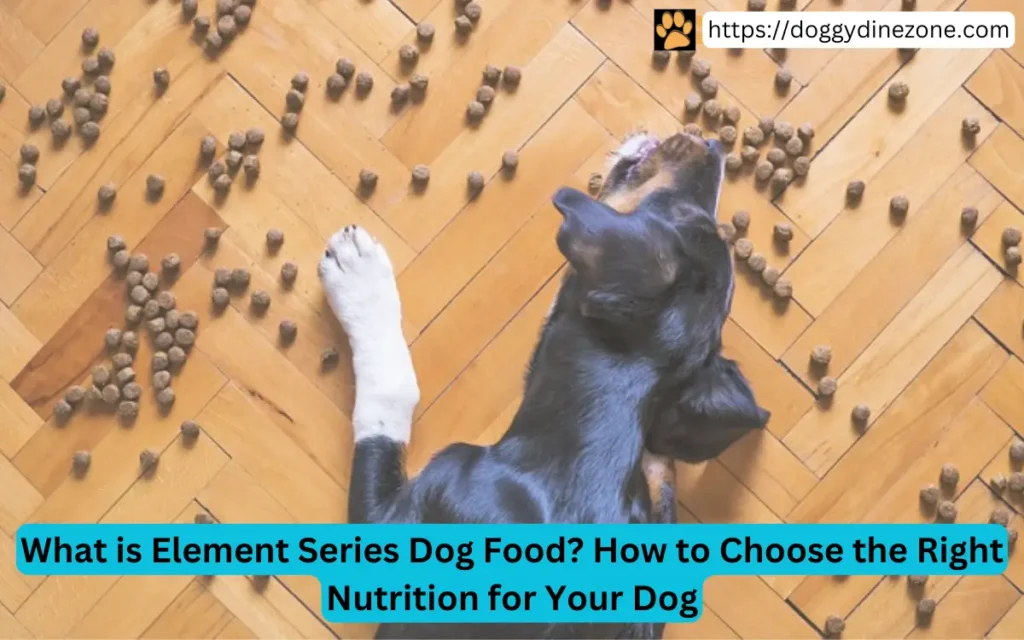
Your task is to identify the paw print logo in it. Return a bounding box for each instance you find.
[653,9,696,52]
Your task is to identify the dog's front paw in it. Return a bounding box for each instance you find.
[318,225,400,344]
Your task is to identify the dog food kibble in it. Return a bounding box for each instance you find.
[690,59,711,79]
[741,145,760,164]
[408,164,430,188]
[207,160,226,184]
[280,262,298,286]
[325,73,346,98]
[161,254,181,276]
[18,164,37,187]
[279,319,298,344]
[80,121,101,143]
[225,150,243,172]
[20,143,41,165]
[721,106,741,127]
[146,175,165,199]
[766,148,787,168]
[1007,438,1024,464]
[239,155,259,181]
[45,98,64,119]
[501,151,520,175]
[734,238,754,260]
[116,401,137,425]
[321,347,340,370]
[916,597,936,622]
[141,272,160,293]
[773,222,794,244]
[475,85,497,107]
[719,223,736,243]
[463,1,482,21]
[770,168,793,191]
[156,387,176,410]
[51,119,72,143]
[1002,227,1022,247]
[398,45,420,68]
[798,122,815,141]
[81,56,100,76]
[1006,246,1022,267]
[699,76,719,99]
[214,266,230,287]
[181,0,198,17]
[846,180,865,202]
[152,349,171,372]
[731,210,750,232]
[479,65,502,88]
[761,266,780,288]
[702,99,722,120]
[793,156,811,177]
[823,615,844,639]
[81,26,100,49]
[416,22,436,42]
[217,15,237,40]
[784,136,803,157]
[352,169,378,195]
[104,327,123,351]
[53,398,73,424]
[811,345,833,366]
[774,68,793,92]
[908,574,928,587]
[719,125,738,146]
[213,174,232,194]
[502,66,522,90]
[391,85,410,107]
[139,448,160,473]
[331,60,355,84]
[959,206,978,230]
[774,121,795,143]
[72,450,91,475]
[651,50,672,67]
[936,500,957,522]
[92,365,112,388]
[817,376,838,398]
[285,89,305,112]
[684,94,702,114]
[745,253,766,274]
[107,235,127,254]
[157,291,176,312]
[111,352,133,371]
[155,332,175,351]
[123,330,140,352]
[754,160,774,182]
[725,153,742,172]
[152,67,171,90]
[143,299,162,319]
[193,15,210,35]
[250,290,271,313]
[466,100,485,121]
[962,117,981,136]
[888,81,910,103]
[851,404,871,424]
[743,126,765,146]
[102,384,121,404]
[122,382,142,402]
[409,74,429,97]
[990,507,1010,526]
[86,385,102,404]
[890,195,910,217]
[468,170,486,194]
[990,473,1008,493]
[355,71,374,94]
[285,72,309,94]
[64,384,88,407]
[1010,472,1024,493]
[73,105,92,126]
[939,463,959,487]
[165,310,180,331]
[114,251,132,272]
[683,123,702,138]
[230,268,251,290]
[175,328,196,348]
[88,93,108,119]
[151,370,171,393]
[147,317,166,335]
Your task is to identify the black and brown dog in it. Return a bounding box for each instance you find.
[317,132,770,640]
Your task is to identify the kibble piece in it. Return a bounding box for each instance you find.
[241,155,260,181]
[81,57,100,76]
[682,123,702,138]
[908,575,928,587]
[46,98,64,119]
[1010,472,1024,493]
[962,117,981,137]
[279,319,298,344]
[72,450,91,475]
[766,148,787,167]
[355,71,374,94]
[468,170,486,195]
[111,352,133,371]
[164,310,180,331]
[153,370,172,391]
[810,345,832,367]
[152,351,170,372]
[20,143,41,165]
[18,164,37,187]
[729,211,749,233]
[398,45,420,69]
[761,266,780,287]
[155,332,175,351]
[502,66,522,89]
[118,401,138,424]
[391,85,410,107]
[122,381,142,401]
[207,160,226,184]
[193,15,211,35]
[285,88,305,112]
[784,136,803,157]
[82,27,100,49]
[213,173,232,194]
[741,146,760,164]
[793,156,811,177]
[156,387,176,410]
[412,164,431,186]
[699,76,719,99]
[817,376,838,397]
[161,253,181,276]
[80,121,100,143]
[718,125,737,146]
[734,238,753,260]
[123,330,140,352]
[230,268,251,289]
[104,327,123,351]
[175,328,196,348]
[152,68,171,91]
[142,272,160,292]
[102,383,121,404]
[724,153,742,172]
[652,51,672,68]
[280,262,298,286]
[286,72,309,94]
[719,223,736,243]
[212,287,230,309]
[454,14,473,35]
[107,235,127,255]
[250,290,271,312]
[846,180,865,201]
[959,206,979,229]
[50,119,72,143]
[463,1,482,21]
[335,58,356,80]
[888,81,910,103]
[1006,246,1022,267]
[324,73,347,99]
[225,150,243,172]
[936,500,957,522]
[890,195,910,217]
[357,169,378,194]
[481,65,502,87]
[774,68,793,92]
[88,93,108,119]
[74,90,93,110]
[143,299,161,320]
[224,131,245,153]
[216,15,237,41]
[146,175,165,199]
[182,419,201,438]
[773,223,793,244]
[72,106,92,127]
[204,227,224,250]
[990,473,1008,492]
[139,448,160,472]
[990,507,1011,526]
[742,126,765,147]
[147,317,166,335]
[939,463,959,487]
[182,0,198,18]
[194,512,213,524]
[683,93,703,115]
[702,99,722,121]
[92,364,113,389]
[848,404,871,425]
[94,76,113,96]
[747,253,767,273]
[501,151,519,174]
[823,615,844,639]
[63,384,88,407]
[916,598,936,622]
[321,347,340,370]
[157,291,176,312]
[771,168,793,192]
[1002,227,1022,247]
[409,74,429,97]
[417,22,436,43]
[754,160,773,182]
[53,398,74,424]
[466,100,485,122]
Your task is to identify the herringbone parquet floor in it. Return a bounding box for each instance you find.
[1,0,1023,637]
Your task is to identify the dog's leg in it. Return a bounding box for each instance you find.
[319,226,420,524]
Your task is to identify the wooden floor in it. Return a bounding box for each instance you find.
[1,0,1023,637]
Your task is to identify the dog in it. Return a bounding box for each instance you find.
[317,131,770,640]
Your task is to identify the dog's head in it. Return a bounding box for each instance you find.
[551,131,769,462]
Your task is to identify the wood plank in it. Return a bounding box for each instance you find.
[967,51,1024,138]
[974,280,1024,362]
[980,356,1024,438]
[0,226,40,305]
[0,377,40,457]
[971,199,1024,285]
[907,576,1018,639]
[970,125,1024,212]
[141,579,236,640]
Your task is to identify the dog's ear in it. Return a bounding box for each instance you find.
[646,355,770,462]
[551,187,678,323]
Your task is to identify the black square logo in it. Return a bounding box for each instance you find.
[654,8,696,51]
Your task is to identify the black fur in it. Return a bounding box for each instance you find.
[347,134,770,639]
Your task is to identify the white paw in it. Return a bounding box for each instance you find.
[319,226,419,443]
[318,225,400,344]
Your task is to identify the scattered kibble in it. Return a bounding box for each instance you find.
[747,253,767,273]
[182,0,198,18]
[817,376,837,398]
[468,170,486,195]
[454,15,473,35]
[72,450,91,475]
[153,351,170,372]
[105,327,123,351]
[225,150,243,172]
[336,58,355,79]
[741,146,760,164]
[793,156,811,177]
[194,512,213,524]
[391,85,410,107]
[146,175,166,199]
[82,57,100,76]
[770,168,793,192]
[80,121,101,143]
[139,448,160,472]
[1010,472,1024,493]
[502,66,522,89]
[463,1,482,21]
[417,22,435,43]
[700,76,719,99]
[888,81,910,103]
[321,347,340,370]
[18,164,37,187]
[774,68,793,92]
[243,155,260,181]
[960,206,978,229]
[82,27,100,49]
[213,173,232,194]
[156,387,176,410]
[1010,439,1024,463]
[719,125,737,146]
[231,268,251,289]
[754,160,773,182]
[212,287,230,309]
[89,92,108,118]
[719,223,736,243]
[991,473,1008,492]
[939,463,959,487]
[773,222,793,244]
[766,148,787,167]
[142,272,160,292]
[936,500,957,522]
[703,99,722,120]
[153,67,170,90]
[908,575,928,587]
[890,195,910,218]
[285,89,305,112]
[193,15,210,35]
[112,352,133,370]
[1002,227,1021,247]
[916,598,936,622]
[990,507,1010,526]
[326,73,346,98]
[846,180,865,202]
[962,117,981,137]
[45,98,64,119]
[102,383,121,404]
[280,262,298,286]
[398,44,419,68]
[20,143,40,165]
[725,153,742,172]
[1006,246,1021,267]
[175,328,195,348]
[501,150,519,175]
[466,100,485,122]
[250,289,271,312]
[54,399,74,424]
[279,319,298,344]
[355,71,374,94]
[919,483,940,506]
[412,164,431,186]
[773,121,795,142]
[851,404,871,424]
[155,332,175,351]
[93,365,112,388]
[651,50,671,67]
[823,615,844,639]
[734,238,753,260]
[410,74,429,96]
[476,85,496,106]
[482,64,501,86]
[122,382,142,402]
[181,420,201,440]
